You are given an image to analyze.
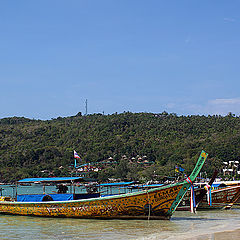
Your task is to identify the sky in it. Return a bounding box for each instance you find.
[1,0,240,119]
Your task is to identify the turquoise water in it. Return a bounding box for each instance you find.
[0,208,240,239]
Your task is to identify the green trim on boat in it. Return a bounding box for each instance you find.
[167,150,208,215]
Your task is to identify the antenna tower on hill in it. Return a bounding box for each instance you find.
[85,99,88,115]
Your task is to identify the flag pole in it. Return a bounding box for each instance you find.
[75,158,77,176]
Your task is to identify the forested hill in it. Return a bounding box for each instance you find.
[0,112,240,183]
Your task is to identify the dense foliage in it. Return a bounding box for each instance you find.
[0,112,240,183]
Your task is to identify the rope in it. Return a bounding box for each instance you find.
[147,189,151,221]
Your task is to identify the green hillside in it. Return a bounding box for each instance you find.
[0,112,240,183]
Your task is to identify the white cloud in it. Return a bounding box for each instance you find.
[165,103,176,109]
[207,98,240,115]
[224,18,236,22]
[164,98,240,116]
[209,98,240,105]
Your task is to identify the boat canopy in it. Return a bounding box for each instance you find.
[141,184,163,188]
[18,177,85,183]
[99,181,135,187]
[211,183,227,188]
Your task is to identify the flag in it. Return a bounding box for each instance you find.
[175,166,185,173]
[179,166,185,172]
[74,150,80,159]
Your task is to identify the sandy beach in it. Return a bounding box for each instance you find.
[213,229,240,240]
[186,229,240,240]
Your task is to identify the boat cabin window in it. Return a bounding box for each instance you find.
[56,184,68,194]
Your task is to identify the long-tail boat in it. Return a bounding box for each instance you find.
[197,184,240,210]
[0,150,208,220]
[177,170,218,211]
[177,170,240,211]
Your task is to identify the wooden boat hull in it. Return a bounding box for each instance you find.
[0,150,208,219]
[0,182,195,219]
[198,185,240,210]
[177,185,240,211]
[0,183,190,219]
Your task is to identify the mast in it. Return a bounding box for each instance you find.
[85,99,88,115]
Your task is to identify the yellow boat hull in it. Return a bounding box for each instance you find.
[0,150,208,219]
[0,184,185,220]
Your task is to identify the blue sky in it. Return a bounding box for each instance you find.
[1,0,240,119]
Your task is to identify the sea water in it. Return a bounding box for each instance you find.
[0,185,240,239]
[0,210,240,239]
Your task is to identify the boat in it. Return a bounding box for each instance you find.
[177,170,218,211]
[197,184,240,210]
[177,170,240,211]
[0,150,208,220]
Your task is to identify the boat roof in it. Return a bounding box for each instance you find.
[141,184,163,188]
[99,181,135,187]
[212,183,227,188]
[18,177,85,183]
[194,182,227,188]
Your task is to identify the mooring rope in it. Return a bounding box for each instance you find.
[147,189,151,221]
